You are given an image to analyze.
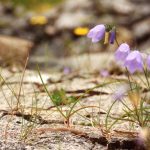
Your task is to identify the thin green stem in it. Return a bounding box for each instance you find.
[105,100,117,131]
[126,68,132,90]
[137,73,147,87]
[143,68,150,89]
[37,65,67,119]
[69,106,99,118]
[115,39,119,47]
[67,80,119,119]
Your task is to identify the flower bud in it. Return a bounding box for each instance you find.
[109,30,116,44]
[104,32,110,44]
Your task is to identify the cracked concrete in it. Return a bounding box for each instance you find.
[0,68,148,149]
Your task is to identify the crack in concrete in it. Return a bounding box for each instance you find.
[0,110,64,125]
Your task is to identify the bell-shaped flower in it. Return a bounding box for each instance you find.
[115,43,130,64]
[124,50,143,74]
[87,24,105,43]
[146,55,150,70]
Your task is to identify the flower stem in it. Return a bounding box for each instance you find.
[126,68,132,90]
[143,68,150,89]
[115,37,120,47]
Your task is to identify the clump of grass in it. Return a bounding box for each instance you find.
[38,65,116,127]
[51,89,77,106]
[0,57,49,142]
[87,23,150,147]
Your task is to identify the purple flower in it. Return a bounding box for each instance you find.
[109,30,115,44]
[124,51,143,74]
[112,84,129,101]
[146,55,150,70]
[100,69,109,77]
[87,24,105,43]
[63,67,71,74]
[115,43,130,64]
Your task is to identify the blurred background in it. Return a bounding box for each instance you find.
[0,0,150,71]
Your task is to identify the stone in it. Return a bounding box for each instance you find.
[0,35,33,67]
[63,0,92,11]
[133,18,150,39]
[97,0,134,15]
[55,11,90,29]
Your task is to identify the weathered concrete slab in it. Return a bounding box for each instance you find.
[0,68,148,149]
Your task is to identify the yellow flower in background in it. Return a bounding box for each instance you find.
[30,15,48,25]
[74,27,89,36]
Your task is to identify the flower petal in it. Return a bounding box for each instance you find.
[87,24,105,43]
